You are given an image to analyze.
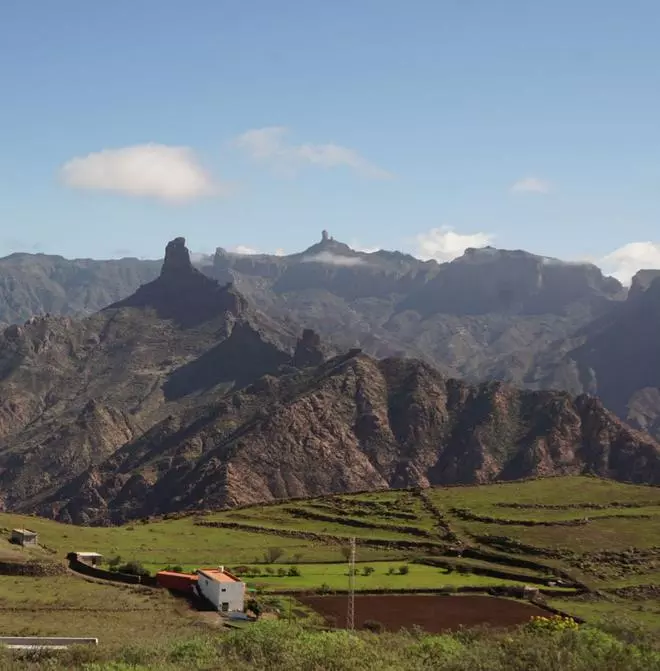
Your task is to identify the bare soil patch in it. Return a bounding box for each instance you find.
[298,594,548,632]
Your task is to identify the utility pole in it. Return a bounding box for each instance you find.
[347,536,356,631]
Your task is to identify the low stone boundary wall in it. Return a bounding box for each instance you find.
[0,560,67,577]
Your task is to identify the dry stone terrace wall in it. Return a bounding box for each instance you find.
[0,560,67,577]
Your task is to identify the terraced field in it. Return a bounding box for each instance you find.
[0,476,658,637]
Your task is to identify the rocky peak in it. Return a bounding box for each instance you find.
[292,329,325,368]
[161,237,193,277]
[106,237,248,327]
[629,270,660,301]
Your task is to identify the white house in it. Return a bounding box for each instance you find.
[195,566,245,613]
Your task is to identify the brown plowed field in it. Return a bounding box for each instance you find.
[299,594,548,632]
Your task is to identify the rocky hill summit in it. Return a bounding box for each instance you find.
[35,353,660,524]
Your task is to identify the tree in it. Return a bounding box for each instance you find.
[287,566,301,577]
[277,567,287,577]
[362,566,375,577]
[264,547,284,564]
[107,555,122,571]
[399,565,410,575]
[246,599,261,618]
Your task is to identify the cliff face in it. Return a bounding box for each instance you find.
[35,354,660,525]
[0,238,295,510]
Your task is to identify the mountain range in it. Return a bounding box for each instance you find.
[2,231,658,437]
[0,236,658,523]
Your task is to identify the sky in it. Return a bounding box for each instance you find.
[1,1,659,283]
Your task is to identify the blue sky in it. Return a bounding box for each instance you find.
[1,1,659,281]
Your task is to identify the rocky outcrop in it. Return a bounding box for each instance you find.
[34,354,660,525]
[0,238,295,511]
[292,329,325,368]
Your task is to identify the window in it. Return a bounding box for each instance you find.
[221,588,226,592]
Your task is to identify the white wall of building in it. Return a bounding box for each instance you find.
[196,571,245,612]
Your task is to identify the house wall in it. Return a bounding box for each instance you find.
[11,531,37,546]
[196,573,245,612]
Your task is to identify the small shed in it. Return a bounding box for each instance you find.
[156,571,199,594]
[73,552,104,566]
[11,529,38,547]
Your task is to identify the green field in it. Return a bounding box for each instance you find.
[238,561,522,592]
[0,574,209,646]
[1,475,659,641]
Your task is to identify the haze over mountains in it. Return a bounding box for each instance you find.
[2,232,659,437]
[0,237,658,523]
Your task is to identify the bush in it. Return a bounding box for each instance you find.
[265,566,275,575]
[277,567,288,577]
[164,564,183,573]
[399,565,410,575]
[525,615,579,634]
[118,560,150,577]
[246,598,262,618]
[363,619,384,633]
[362,566,375,576]
[288,566,301,577]
[264,547,284,563]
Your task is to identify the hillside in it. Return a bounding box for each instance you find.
[0,238,297,514]
[1,476,659,640]
[5,234,660,439]
[28,352,660,524]
[0,237,658,524]
[514,276,660,438]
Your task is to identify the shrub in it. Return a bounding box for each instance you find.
[288,566,301,577]
[318,583,332,594]
[246,598,262,618]
[277,567,288,577]
[264,547,284,563]
[386,567,395,575]
[525,615,579,634]
[264,566,275,575]
[118,561,150,577]
[362,566,375,576]
[363,619,384,633]
[107,555,122,569]
[164,564,183,573]
[399,565,410,575]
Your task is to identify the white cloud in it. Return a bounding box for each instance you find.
[510,177,553,194]
[597,242,660,285]
[60,144,223,202]
[301,252,365,266]
[349,240,380,254]
[230,245,286,256]
[412,227,494,263]
[235,127,392,180]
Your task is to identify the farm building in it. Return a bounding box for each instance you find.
[156,571,198,594]
[195,566,245,612]
[11,529,38,546]
[72,552,103,566]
